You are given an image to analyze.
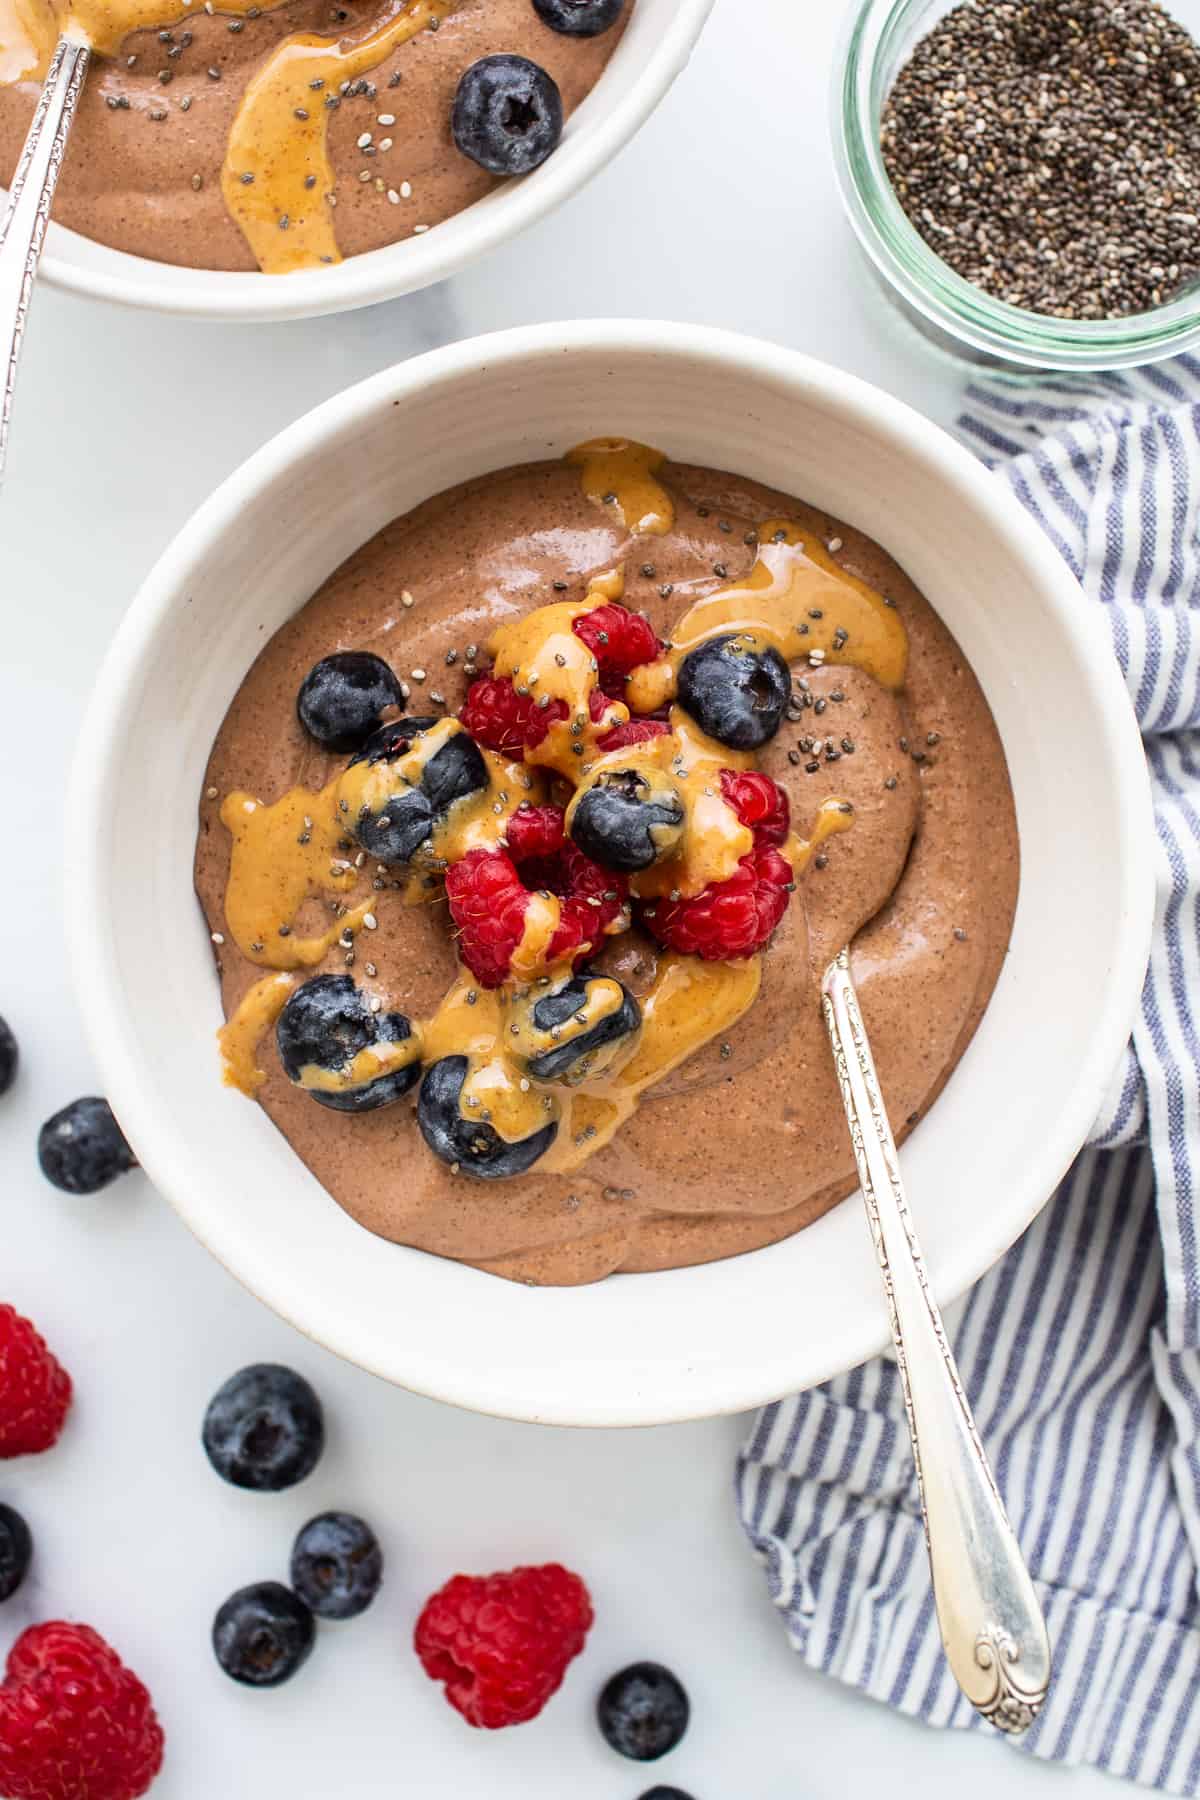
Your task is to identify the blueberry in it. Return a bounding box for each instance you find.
[571,769,685,873]
[0,1504,32,1603]
[290,1511,383,1620]
[597,1662,690,1762]
[525,974,641,1082]
[452,54,563,176]
[533,0,624,33]
[202,1364,324,1492]
[354,788,435,867]
[0,1016,16,1097]
[638,1791,696,1800]
[418,1056,557,1179]
[421,732,489,813]
[37,1097,136,1195]
[349,717,440,766]
[276,974,420,1112]
[349,721,488,868]
[212,1581,315,1687]
[296,653,403,753]
[676,635,790,750]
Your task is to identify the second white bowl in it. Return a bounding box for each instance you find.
[6,0,713,321]
[67,321,1153,1425]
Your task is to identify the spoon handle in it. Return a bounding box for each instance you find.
[0,35,89,487]
[821,947,1052,1733]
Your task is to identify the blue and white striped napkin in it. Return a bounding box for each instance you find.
[737,358,1200,1792]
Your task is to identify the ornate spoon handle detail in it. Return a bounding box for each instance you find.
[821,947,1051,1733]
[0,35,90,488]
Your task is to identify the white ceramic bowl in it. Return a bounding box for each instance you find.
[7,0,713,322]
[68,321,1154,1426]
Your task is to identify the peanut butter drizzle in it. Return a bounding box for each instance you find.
[627,518,908,712]
[2,0,271,84]
[219,722,534,968]
[218,970,298,1094]
[221,0,451,275]
[298,1031,423,1094]
[565,438,675,536]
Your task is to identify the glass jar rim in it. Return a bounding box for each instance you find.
[830,0,1200,371]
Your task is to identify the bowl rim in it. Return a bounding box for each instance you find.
[17,0,715,322]
[65,320,1157,1425]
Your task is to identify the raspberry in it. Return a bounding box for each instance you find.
[505,803,565,861]
[596,718,671,753]
[446,813,628,988]
[414,1563,593,1730]
[0,1622,164,1800]
[643,845,793,960]
[0,1306,72,1458]
[459,676,568,756]
[719,768,791,847]
[573,603,659,674]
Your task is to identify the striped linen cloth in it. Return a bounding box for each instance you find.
[737,359,1200,1791]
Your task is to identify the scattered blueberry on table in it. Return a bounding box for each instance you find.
[37,1096,136,1195]
[0,1016,17,1097]
[452,55,564,175]
[202,1364,324,1492]
[0,1503,32,1602]
[598,1662,691,1761]
[212,1581,316,1687]
[290,1512,383,1621]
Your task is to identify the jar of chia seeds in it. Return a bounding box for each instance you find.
[831,0,1200,371]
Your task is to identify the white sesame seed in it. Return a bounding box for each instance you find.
[377,112,395,124]
[387,188,400,204]
[369,996,383,1013]
[827,536,843,552]
[205,785,218,799]
[357,169,371,182]
[357,131,372,148]
[400,180,412,198]
[379,137,393,151]
[413,223,429,233]
[211,931,225,945]
[410,667,426,681]
[363,912,378,931]
[401,589,414,607]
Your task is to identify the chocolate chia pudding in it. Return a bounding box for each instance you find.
[193,443,1019,1286]
[0,0,628,273]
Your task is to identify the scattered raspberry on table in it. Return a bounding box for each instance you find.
[0,1621,164,1800]
[414,1562,593,1728]
[0,1304,72,1458]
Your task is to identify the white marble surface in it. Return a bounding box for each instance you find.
[0,0,1118,1795]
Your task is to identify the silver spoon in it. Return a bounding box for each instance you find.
[0,34,90,485]
[821,946,1052,1733]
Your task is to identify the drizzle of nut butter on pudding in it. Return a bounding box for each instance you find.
[218,970,298,1094]
[565,438,675,537]
[221,0,451,274]
[626,518,909,714]
[0,0,263,80]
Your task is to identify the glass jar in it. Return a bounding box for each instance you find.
[830,0,1200,372]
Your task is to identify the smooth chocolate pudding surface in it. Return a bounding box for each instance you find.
[0,0,626,272]
[194,454,1019,1286]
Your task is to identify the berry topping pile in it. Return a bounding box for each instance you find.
[223,547,849,1184]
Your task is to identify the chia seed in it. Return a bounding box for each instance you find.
[881,0,1200,319]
